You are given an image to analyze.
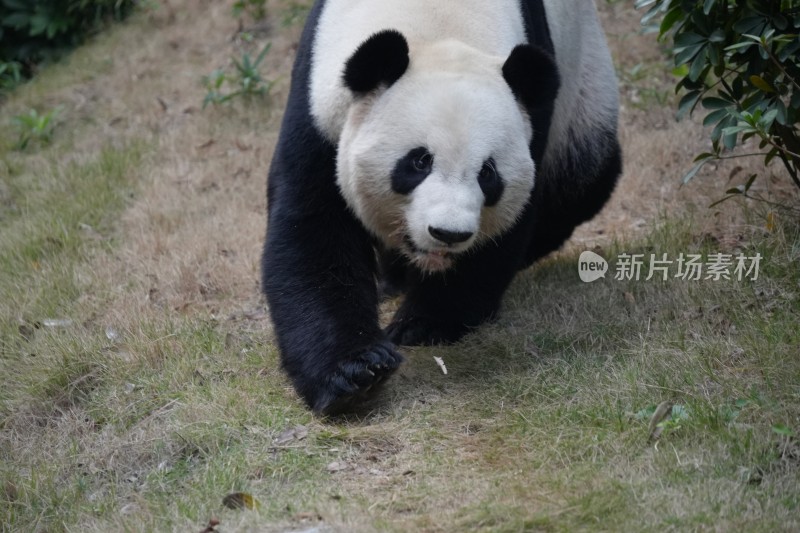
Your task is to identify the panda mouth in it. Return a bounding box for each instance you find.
[402,235,454,272]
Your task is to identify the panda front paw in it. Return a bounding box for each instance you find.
[311,340,403,415]
[385,316,471,346]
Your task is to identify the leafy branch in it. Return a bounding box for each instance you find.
[636,0,800,205]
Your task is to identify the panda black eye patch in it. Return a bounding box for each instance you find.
[391,147,434,195]
[478,158,504,206]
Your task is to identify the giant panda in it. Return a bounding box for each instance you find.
[262,0,622,414]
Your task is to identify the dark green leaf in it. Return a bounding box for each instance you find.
[677,90,701,119]
[744,173,757,191]
[703,108,729,127]
[660,7,685,37]
[683,159,709,184]
[721,126,750,136]
[693,152,716,162]
[760,108,778,129]
[723,129,738,150]
[772,14,788,31]
[708,43,721,66]
[702,96,733,110]
[674,43,705,65]
[734,16,766,34]
[674,32,707,46]
[765,147,779,165]
[689,49,708,81]
[775,99,788,125]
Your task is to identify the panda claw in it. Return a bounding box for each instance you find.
[312,341,404,415]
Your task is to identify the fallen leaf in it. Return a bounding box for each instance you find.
[18,323,34,341]
[648,401,673,442]
[766,212,776,232]
[293,511,323,521]
[624,292,636,306]
[274,425,309,445]
[222,492,259,510]
[3,480,17,502]
[433,356,448,375]
[199,517,220,533]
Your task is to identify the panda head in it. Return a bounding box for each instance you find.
[336,30,559,273]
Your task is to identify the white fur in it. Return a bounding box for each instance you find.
[311,0,618,271]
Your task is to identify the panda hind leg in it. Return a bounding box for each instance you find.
[385,311,475,346]
[385,259,512,346]
[377,247,408,300]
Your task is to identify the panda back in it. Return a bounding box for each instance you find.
[540,0,620,177]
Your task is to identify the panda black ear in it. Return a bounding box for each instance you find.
[343,29,410,94]
[502,44,560,110]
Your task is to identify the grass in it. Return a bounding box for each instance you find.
[1,0,799,531]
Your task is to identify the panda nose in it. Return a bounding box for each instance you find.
[428,226,474,245]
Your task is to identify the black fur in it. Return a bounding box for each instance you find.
[478,158,504,207]
[525,130,623,264]
[343,29,410,93]
[262,0,621,413]
[502,44,560,113]
[391,147,434,195]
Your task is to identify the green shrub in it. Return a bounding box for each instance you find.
[637,0,800,200]
[0,0,136,84]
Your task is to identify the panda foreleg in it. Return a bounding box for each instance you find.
[263,149,403,415]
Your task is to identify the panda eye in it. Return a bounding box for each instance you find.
[478,158,504,207]
[479,159,497,182]
[412,151,433,173]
